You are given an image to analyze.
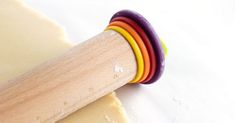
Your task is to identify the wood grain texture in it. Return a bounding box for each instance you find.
[0,30,137,123]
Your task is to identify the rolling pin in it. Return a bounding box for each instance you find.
[0,10,166,123]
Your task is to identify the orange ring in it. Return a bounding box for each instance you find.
[109,21,150,82]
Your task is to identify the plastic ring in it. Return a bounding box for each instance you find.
[111,17,156,83]
[106,26,144,83]
[109,21,150,82]
[110,10,165,84]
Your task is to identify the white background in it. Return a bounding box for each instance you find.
[25,0,235,122]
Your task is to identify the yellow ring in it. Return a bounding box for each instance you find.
[106,26,144,83]
[160,39,168,57]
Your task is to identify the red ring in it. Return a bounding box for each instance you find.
[111,17,157,83]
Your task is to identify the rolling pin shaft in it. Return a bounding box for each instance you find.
[0,30,137,123]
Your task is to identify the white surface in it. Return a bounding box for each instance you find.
[25,0,235,123]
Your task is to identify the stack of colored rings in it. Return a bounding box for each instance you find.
[106,10,167,84]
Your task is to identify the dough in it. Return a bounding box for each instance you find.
[0,0,129,122]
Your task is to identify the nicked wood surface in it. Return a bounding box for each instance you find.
[0,30,137,123]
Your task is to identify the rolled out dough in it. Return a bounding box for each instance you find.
[0,0,129,122]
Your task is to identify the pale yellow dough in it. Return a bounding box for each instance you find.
[0,0,129,122]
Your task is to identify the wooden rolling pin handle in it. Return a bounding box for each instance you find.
[0,30,137,123]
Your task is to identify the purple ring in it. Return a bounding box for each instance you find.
[110,10,165,84]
